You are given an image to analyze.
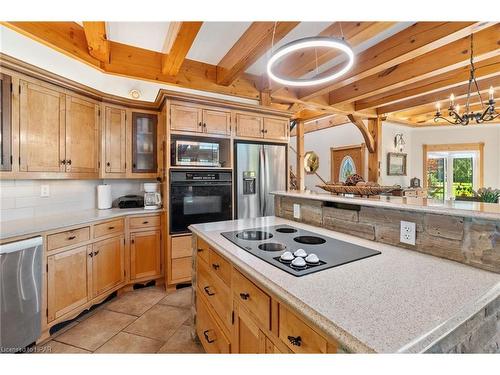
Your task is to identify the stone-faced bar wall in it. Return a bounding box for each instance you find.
[274,196,500,274]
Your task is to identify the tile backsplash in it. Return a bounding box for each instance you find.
[0,179,154,222]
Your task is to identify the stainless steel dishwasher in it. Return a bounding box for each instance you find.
[0,236,43,352]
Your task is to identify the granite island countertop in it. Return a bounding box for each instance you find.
[272,190,500,221]
[190,216,500,353]
[0,207,164,240]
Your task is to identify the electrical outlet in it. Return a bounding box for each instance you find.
[293,204,301,219]
[40,184,50,197]
[400,220,416,245]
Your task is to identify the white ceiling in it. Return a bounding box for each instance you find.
[101,21,413,77]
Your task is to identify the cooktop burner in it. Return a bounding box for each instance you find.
[221,225,381,277]
[236,230,273,241]
[293,235,326,245]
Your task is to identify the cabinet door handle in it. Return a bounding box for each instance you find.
[211,263,220,270]
[203,330,215,344]
[61,159,67,165]
[203,123,207,128]
[197,248,203,253]
[94,250,99,256]
[239,292,250,300]
[106,162,110,167]
[198,122,202,127]
[203,286,215,296]
[88,252,93,258]
[131,239,135,244]
[287,335,302,346]
[67,159,72,165]
[67,235,76,240]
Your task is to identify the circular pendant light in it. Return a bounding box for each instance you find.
[266,36,355,87]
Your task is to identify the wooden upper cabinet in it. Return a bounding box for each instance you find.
[131,112,158,173]
[92,236,125,297]
[47,245,91,322]
[170,104,201,132]
[104,106,126,174]
[263,117,288,141]
[130,230,161,280]
[202,109,231,135]
[235,113,263,139]
[65,96,99,174]
[19,81,65,172]
[0,73,12,171]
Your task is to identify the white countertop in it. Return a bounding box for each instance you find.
[0,208,164,240]
[190,216,500,353]
[272,190,500,221]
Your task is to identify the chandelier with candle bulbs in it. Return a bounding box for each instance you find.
[434,34,498,125]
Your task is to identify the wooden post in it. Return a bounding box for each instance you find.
[367,117,382,183]
[296,120,305,191]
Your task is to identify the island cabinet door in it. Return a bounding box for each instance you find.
[196,293,230,353]
[47,245,92,322]
[130,230,161,281]
[92,236,125,297]
[65,95,99,174]
[19,80,66,172]
[232,303,267,353]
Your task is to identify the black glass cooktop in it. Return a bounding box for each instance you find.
[221,225,381,277]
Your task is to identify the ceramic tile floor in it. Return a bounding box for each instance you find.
[37,286,204,354]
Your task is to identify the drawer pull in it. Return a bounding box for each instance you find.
[203,330,215,344]
[203,286,215,296]
[67,235,76,240]
[239,292,250,300]
[288,335,302,346]
[94,250,99,256]
[142,221,149,224]
[108,226,115,230]
[211,263,220,270]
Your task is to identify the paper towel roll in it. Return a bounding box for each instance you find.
[97,184,112,210]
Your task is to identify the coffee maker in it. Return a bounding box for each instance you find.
[143,183,162,210]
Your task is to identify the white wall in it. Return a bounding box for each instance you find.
[290,123,365,192]
[0,179,151,222]
[290,121,500,192]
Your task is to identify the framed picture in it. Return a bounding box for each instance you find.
[387,152,407,176]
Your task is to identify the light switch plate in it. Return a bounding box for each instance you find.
[293,204,301,219]
[40,184,50,197]
[400,220,416,245]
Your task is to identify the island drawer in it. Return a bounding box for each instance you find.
[171,235,192,259]
[196,292,231,353]
[197,258,231,329]
[279,304,327,353]
[129,215,160,230]
[195,237,210,264]
[94,218,124,239]
[232,269,271,330]
[47,226,90,251]
[208,248,231,286]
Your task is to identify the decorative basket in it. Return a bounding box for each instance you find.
[317,184,399,197]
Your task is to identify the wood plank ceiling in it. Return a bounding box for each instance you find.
[2,21,499,129]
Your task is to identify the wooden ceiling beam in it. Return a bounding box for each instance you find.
[161,22,202,76]
[354,55,500,111]
[269,22,396,95]
[298,21,491,101]
[376,74,500,114]
[82,21,109,63]
[216,21,299,86]
[327,24,500,106]
[347,114,375,153]
[1,22,263,100]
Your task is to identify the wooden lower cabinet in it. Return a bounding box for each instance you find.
[47,245,92,322]
[92,236,126,297]
[130,230,161,280]
[232,303,266,353]
[169,235,193,284]
[196,292,231,353]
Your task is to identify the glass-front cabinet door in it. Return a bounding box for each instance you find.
[132,112,157,173]
[0,73,12,171]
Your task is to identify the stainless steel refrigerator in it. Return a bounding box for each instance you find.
[235,142,287,219]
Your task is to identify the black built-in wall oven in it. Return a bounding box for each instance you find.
[169,170,232,234]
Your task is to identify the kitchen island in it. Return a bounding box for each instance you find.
[190,216,500,353]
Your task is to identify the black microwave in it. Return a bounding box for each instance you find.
[173,140,220,167]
